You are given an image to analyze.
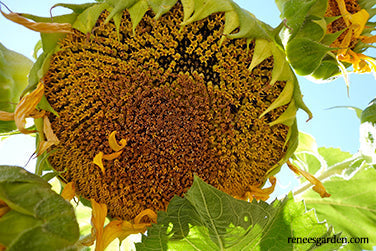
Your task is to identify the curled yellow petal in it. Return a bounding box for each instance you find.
[35,116,60,156]
[134,209,158,224]
[0,4,72,33]
[0,111,14,121]
[101,209,157,249]
[14,82,44,134]
[103,150,123,161]
[108,131,127,152]
[61,182,75,201]
[287,161,331,198]
[90,199,107,251]
[93,152,105,174]
[245,176,277,201]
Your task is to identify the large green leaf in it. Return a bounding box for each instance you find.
[0,166,79,250]
[301,168,376,250]
[0,43,33,133]
[136,176,340,250]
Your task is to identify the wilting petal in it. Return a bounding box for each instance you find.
[287,161,330,198]
[103,151,123,161]
[0,7,72,33]
[108,131,127,152]
[14,82,44,134]
[61,182,75,201]
[101,209,157,249]
[0,111,14,121]
[93,152,105,174]
[90,199,107,251]
[36,116,60,156]
[245,176,277,201]
[134,209,158,224]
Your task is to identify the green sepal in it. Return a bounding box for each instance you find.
[51,3,97,13]
[128,0,149,35]
[149,0,178,20]
[0,43,33,133]
[72,3,109,34]
[181,0,233,25]
[320,29,344,46]
[104,0,139,24]
[37,95,59,117]
[286,37,332,76]
[33,40,42,60]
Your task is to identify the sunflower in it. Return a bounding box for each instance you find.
[0,0,329,249]
[277,0,376,82]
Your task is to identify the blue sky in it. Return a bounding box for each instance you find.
[0,0,375,198]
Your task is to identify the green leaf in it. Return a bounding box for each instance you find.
[317,147,352,168]
[310,58,341,80]
[286,38,332,76]
[136,176,339,250]
[0,43,33,133]
[302,168,376,250]
[0,166,79,250]
[361,98,376,124]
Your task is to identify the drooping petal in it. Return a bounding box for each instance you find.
[61,182,75,201]
[0,6,72,33]
[108,131,127,152]
[90,199,107,251]
[0,111,14,121]
[103,151,123,161]
[287,161,331,198]
[102,209,157,249]
[35,116,60,156]
[245,176,277,201]
[14,82,44,134]
[93,152,105,174]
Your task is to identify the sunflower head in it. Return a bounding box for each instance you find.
[277,0,376,81]
[0,0,316,225]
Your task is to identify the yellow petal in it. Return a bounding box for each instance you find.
[108,131,127,152]
[0,111,14,121]
[14,82,44,134]
[102,210,157,249]
[61,182,75,201]
[35,116,60,156]
[287,161,331,198]
[0,6,72,33]
[103,150,123,161]
[134,209,158,224]
[90,199,107,251]
[245,176,277,201]
[93,152,105,174]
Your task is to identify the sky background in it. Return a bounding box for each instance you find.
[0,0,376,199]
